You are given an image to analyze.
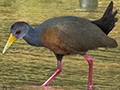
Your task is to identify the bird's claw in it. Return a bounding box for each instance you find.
[88,85,98,90]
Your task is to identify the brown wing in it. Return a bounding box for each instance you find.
[40,27,74,55]
[40,17,118,55]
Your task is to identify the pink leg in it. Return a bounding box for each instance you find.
[27,61,62,87]
[41,61,62,86]
[83,54,98,90]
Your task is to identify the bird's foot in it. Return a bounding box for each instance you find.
[25,85,42,87]
[25,84,48,87]
[88,85,98,90]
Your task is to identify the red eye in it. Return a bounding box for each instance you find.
[16,30,21,34]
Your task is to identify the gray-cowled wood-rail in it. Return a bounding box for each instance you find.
[2,1,118,90]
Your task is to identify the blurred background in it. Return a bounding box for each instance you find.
[0,0,120,90]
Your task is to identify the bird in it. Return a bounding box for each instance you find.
[2,1,118,90]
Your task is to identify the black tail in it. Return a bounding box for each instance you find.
[92,1,118,35]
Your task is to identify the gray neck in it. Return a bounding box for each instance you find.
[23,25,44,46]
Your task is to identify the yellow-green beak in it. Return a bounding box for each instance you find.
[3,33,16,54]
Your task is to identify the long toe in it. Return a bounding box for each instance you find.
[26,85,42,87]
[88,85,99,90]
[41,84,48,86]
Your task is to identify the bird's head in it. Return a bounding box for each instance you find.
[3,22,29,54]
